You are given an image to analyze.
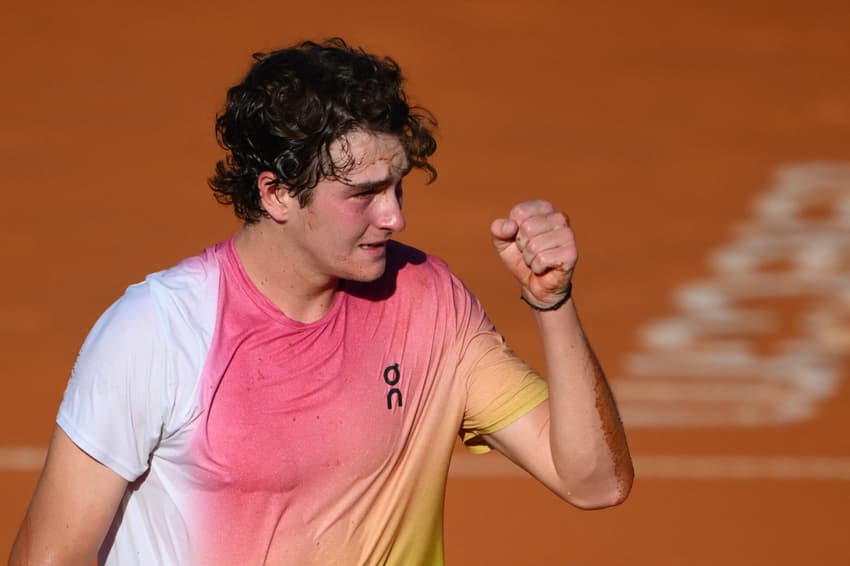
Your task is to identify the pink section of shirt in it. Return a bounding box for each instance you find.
[187,238,547,565]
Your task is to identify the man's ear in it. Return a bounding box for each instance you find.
[257,171,293,222]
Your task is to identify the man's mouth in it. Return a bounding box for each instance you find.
[359,242,386,249]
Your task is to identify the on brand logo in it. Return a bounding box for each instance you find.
[383,363,403,410]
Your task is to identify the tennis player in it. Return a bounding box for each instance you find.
[10,38,632,565]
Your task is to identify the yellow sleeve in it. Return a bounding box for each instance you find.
[457,321,549,454]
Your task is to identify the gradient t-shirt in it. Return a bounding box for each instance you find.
[58,239,548,565]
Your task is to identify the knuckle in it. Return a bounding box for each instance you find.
[554,225,571,240]
[551,211,568,226]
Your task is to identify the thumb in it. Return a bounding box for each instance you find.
[490,218,518,251]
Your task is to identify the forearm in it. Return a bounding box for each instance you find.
[535,298,633,508]
[488,200,632,508]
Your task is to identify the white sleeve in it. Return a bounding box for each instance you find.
[57,282,170,482]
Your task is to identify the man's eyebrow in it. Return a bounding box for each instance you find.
[342,165,412,191]
[343,177,395,191]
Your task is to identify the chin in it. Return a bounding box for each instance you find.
[347,271,386,284]
[344,262,387,283]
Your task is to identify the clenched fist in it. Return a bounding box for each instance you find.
[490,200,577,309]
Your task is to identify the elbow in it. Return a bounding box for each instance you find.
[556,461,634,510]
[563,484,630,510]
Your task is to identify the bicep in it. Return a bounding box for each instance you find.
[481,400,564,494]
[9,425,128,566]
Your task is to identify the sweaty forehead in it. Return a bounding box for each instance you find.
[330,131,409,179]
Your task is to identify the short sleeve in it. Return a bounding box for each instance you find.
[57,282,170,482]
[451,276,549,454]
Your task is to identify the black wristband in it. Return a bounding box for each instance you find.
[520,281,573,311]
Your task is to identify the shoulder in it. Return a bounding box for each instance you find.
[386,241,479,309]
[64,247,222,448]
[145,246,221,299]
[126,246,221,326]
[82,247,221,363]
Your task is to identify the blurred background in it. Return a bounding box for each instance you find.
[2,0,849,563]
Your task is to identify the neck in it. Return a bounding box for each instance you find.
[233,222,339,323]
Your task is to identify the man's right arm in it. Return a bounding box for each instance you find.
[8,425,128,566]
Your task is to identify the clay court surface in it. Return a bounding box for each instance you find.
[3,1,850,564]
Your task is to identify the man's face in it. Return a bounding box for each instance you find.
[283,130,409,284]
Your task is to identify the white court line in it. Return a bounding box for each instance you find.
[0,446,46,471]
[3,446,850,480]
[628,455,850,480]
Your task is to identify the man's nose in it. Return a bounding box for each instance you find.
[375,188,406,232]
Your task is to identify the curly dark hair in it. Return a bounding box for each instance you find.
[209,38,437,223]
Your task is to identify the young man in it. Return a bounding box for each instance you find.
[10,38,632,565]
